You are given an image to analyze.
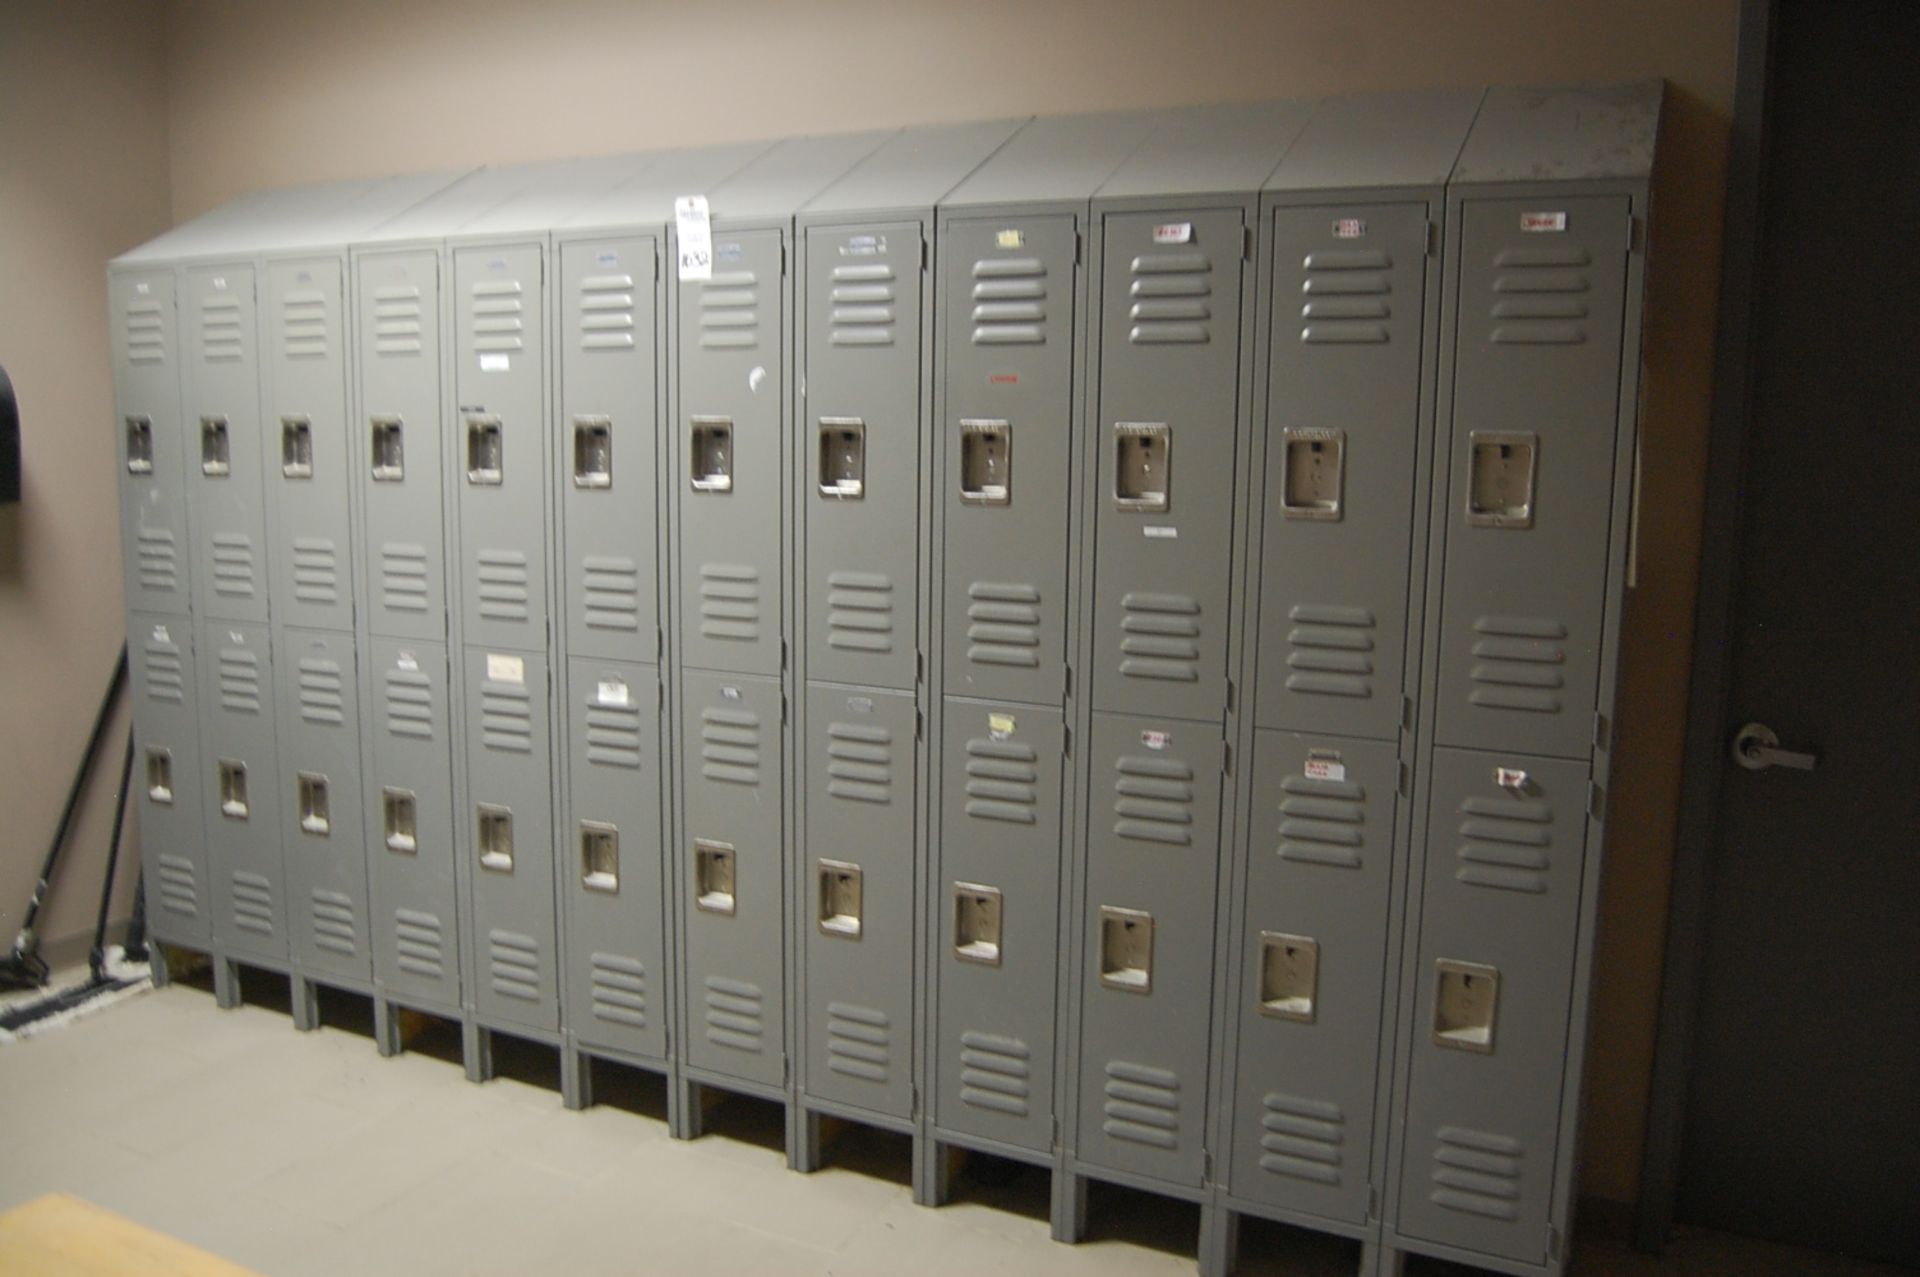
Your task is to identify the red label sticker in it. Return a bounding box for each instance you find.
[1520,211,1568,233]
[1141,730,1170,750]
[1333,218,1367,239]
[1152,223,1193,245]
[989,374,1018,385]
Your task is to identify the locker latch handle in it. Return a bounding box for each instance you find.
[370,416,405,482]
[694,839,736,914]
[817,417,866,500]
[281,416,314,480]
[1098,906,1154,993]
[959,419,1011,506]
[1467,431,1537,529]
[297,772,330,836]
[201,416,231,477]
[477,803,514,873]
[573,415,612,489]
[1258,932,1319,1022]
[817,860,863,938]
[580,820,619,893]
[382,787,417,854]
[145,747,173,805]
[125,416,154,475]
[1113,422,1171,512]
[217,758,248,819]
[1434,959,1499,1053]
[1280,428,1345,521]
[466,416,503,486]
[953,882,1003,966]
[690,417,733,493]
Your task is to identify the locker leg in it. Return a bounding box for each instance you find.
[462,1020,493,1083]
[1050,1165,1088,1244]
[1199,1203,1239,1277]
[671,1077,703,1140]
[212,956,241,1009]
[912,1133,947,1207]
[788,1105,822,1173]
[291,975,320,1032]
[561,1044,592,1111]
[147,943,171,988]
[373,997,402,1058]
[1361,1239,1404,1277]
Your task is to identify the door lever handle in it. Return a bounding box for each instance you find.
[1732,722,1818,772]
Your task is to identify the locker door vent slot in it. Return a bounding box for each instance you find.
[466,416,503,485]
[1281,428,1345,521]
[1467,431,1536,529]
[817,417,866,499]
[200,416,230,477]
[145,747,173,804]
[296,772,330,836]
[1258,932,1318,1022]
[382,787,417,853]
[477,804,514,873]
[580,820,619,893]
[959,419,1011,505]
[573,415,612,488]
[125,416,154,474]
[694,839,736,914]
[1434,959,1499,1052]
[217,759,248,819]
[689,417,733,492]
[953,883,1003,966]
[817,859,863,938]
[370,417,405,481]
[281,416,314,479]
[1098,906,1154,993]
[1114,422,1171,512]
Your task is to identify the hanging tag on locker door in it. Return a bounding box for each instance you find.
[675,195,713,282]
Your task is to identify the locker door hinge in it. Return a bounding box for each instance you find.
[1063,725,1073,759]
[916,650,925,688]
[1367,1185,1380,1221]
[1202,1150,1214,1184]
[916,709,925,742]
[1402,695,1415,733]
[1548,1225,1564,1261]
[780,242,788,276]
[1074,230,1083,267]
[920,237,929,273]
[1051,1117,1061,1147]
[1242,225,1254,262]
[911,1084,921,1117]
[1225,678,1237,714]
[1426,220,1441,257]
[1592,711,1610,752]
[1222,740,1234,777]
[781,638,790,672]
[782,695,790,728]
[782,1056,791,1085]
[1398,761,1411,798]
[1628,215,1644,255]
[1063,664,1072,700]
[1587,780,1604,821]
[657,627,665,662]
[652,247,660,282]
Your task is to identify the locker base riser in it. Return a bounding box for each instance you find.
[288,969,375,1037]
[559,1038,679,1130]
[207,952,305,1026]
[919,1129,1067,1231]
[790,1096,934,1201]
[673,1070,797,1151]
[1055,1163,1235,1277]
[145,938,216,990]
[464,1019,567,1100]
[1370,1229,1567,1277]
[369,992,466,1060]
[1209,1193,1384,1277]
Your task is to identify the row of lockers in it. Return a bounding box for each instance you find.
[111,82,1658,1277]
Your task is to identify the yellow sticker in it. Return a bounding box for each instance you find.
[995,228,1025,250]
[988,713,1016,739]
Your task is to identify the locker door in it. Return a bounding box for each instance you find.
[1434,196,1631,759]
[355,249,448,641]
[1396,747,1589,1265]
[184,265,268,623]
[679,669,784,1086]
[112,271,192,616]
[265,257,354,632]
[200,619,286,963]
[677,229,785,676]
[933,700,1064,1155]
[275,628,369,983]
[803,221,923,691]
[559,237,659,663]
[1075,711,1222,1187]
[1227,729,1399,1223]
[939,215,1078,706]
[802,685,917,1117]
[363,638,461,1009]
[462,646,558,1032]
[562,657,667,1061]
[1090,208,1247,722]
[1256,204,1430,740]
[455,244,550,651]
[131,614,209,947]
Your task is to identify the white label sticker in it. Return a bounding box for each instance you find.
[1141,729,1170,751]
[1153,222,1193,245]
[396,650,418,672]
[597,679,630,707]
[1520,211,1568,233]
[1333,218,1367,239]
[720,685,741,701]
[1496,766,1531,790]
[152,624,169,642]
[1144,526,1178,539]
[988,713,1016,741]
[1304,758,1346,783]
[478,353,509,372]
[675,195,713,281]
[486,653,524,685]
[995,228,1025,250]
[847,696,874,714]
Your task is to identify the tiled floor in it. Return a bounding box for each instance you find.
[0,968,1905,1276]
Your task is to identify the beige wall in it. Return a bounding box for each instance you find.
[0,2,173,966]
[6,0,1737,1206]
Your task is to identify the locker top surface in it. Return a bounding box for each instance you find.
[799,118,1027,219]
[560,141,775,231]
[705,130,898,223]
[1264,88,1484,195]
[1095,100,1313,203]
[113,169,473,266]
[359,151,650,243]
[1449,80,1663,187]
[941,110,1160,211]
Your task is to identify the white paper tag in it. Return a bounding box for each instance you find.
[486,653,524,685]
[152,623,170,642]
[1304,757,1346,783]
[1141,729,1170,751]
[675,195,713,281]
[397,650,418,672]
[1520,211,1568,233]
[988,712,1016,741]
[1333,218,1367,239]
[1153,222,1193,245]
[478,353,509,372]
[995,228,1024,250]
[1144,526,1177,539]
[720,685,741,701]
[846,696,874,714]
[1496,766,1531,790]
[597,679,630,707]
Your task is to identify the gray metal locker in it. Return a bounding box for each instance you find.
[799,684,917,1117]
[932,700,1066,1157]
[199,617,287,965]
[264,257,355,633]
[460,645,559,1032]
[132,613,210,947]
[110,269,192,617]
[275,626,370,984]
[1225,729,1400,1224]
[561,657,666,1061]
[1394,746,1588,1265]
[362,636,461,1012]
[678,669,785,1089]
[354,248,448,640]
[183,263,269,624]
[1073,710,1224,1187]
